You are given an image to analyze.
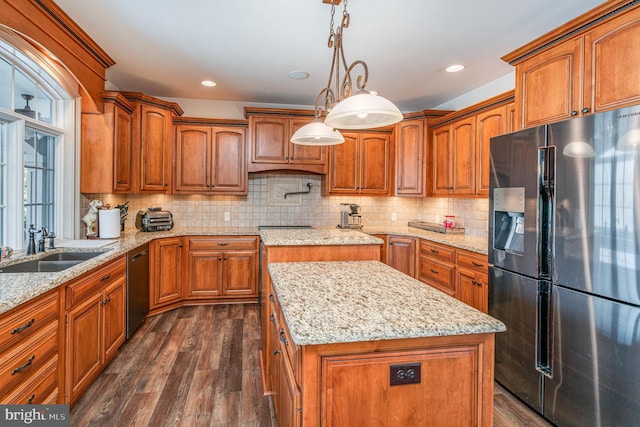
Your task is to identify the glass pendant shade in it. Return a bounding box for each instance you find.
[290,118,345,146]
[324,91,403,130]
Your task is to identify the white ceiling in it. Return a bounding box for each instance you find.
[53,0,605,112]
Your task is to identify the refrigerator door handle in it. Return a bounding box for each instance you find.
[536,281,552,378]
[537,146,555,279]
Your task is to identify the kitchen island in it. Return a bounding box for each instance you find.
[264,259,505,426]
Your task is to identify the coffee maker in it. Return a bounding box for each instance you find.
[338,203,363,229]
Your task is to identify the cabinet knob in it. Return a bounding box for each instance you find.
[581,108,590,114]
[279,329,288,345]
[273,349,281,356]
[571,111,578,116]
[270,314,276,323]
[472,280,477,285]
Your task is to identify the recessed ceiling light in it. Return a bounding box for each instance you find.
[445,64,465,73]
[201,80,216,87]
[288,71,310,80]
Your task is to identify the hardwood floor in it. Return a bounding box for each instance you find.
[71,304,549,427]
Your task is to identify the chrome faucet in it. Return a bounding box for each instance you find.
[47,231,56,250]
[38,227,47,253]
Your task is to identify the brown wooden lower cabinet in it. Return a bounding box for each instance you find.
[386,235,416,277]
[456,250,489,313]
[64,255,126,405]
[0,289,61,404]
[417,240,457,296]
[150,237,185,310]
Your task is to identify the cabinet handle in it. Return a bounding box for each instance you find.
[11,318,35,334]
[269,294,275,303]
[27,394,35,404]
[430,269,439,274]
[131,251,148,262]
[270,314,276,323]
[430,249,439,254]
[571,110,578,116]
[273,349,281,356]
[581,108,590,114]
[471,261,484,267]
[101,297,111,305]
[178,244,183,248]
[279,329,288,345]
[11,355,35,375]
[217,243,229,246]
[100,273,111,282]
[472,280,477,285]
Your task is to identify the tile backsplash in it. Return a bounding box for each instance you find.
[81,174,489,237]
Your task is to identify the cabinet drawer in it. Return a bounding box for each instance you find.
[456,251,488,272]
[0,291,58,353]
[188,236,258,251]
[419,241,456,263]
[418,257,456,296]
[0,355,58,404]
[66,256,126,309]
[0,321,58,395]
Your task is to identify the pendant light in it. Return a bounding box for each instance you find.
[291,0,402,145]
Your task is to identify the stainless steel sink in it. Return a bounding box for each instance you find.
[0,251,105,273]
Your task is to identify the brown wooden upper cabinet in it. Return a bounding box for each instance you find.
[245,108,328,174]
[432,116,475,196]
[324,131,393,196]
[174,120,247,195]
[429,92,513,197]
[394,118,426,197]
[504,2,640,129]
[81,92,135,194]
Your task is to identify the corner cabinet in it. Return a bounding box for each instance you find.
[121,92,184,193]
[185,236,258,301]
[64,255,126,405]
[504,2,640,129]
[174,119,247,195]
[81,92,135,194]
[245,108,328,174]
[324,130,393,196]
[394,117,426,196]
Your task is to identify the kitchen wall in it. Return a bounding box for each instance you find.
[81,174,489,237]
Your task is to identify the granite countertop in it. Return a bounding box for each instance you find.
[268,260,505,346]
[259,228,383,247]
[0,226,259,315]
[363,226,488,255]
[0,225,487,316]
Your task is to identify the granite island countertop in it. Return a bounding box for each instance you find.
[259,228,383,247]
[268,260,505,346]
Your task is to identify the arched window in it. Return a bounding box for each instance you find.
[0,36,79,250]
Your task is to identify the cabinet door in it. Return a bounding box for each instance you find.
[327,134,359,194]
[475,106,506,196]
[186,251,223,298]
[250,118,288,164]
[584,7,640,114]
[387,236,416,277]
[222,251,257,297]
[175,126,211,193]
[288,118,326,165]
[211,128,247,194]
[113,105,133,192]
[395,119,425,196]
[150,238,183,308]
[103,278,126,362]
[457,268,488,313]
[66,294,102,402]
[450,117,475,195]
[277,342,302,427]
[139,104,172,192]
[359,133,391,195]
[515,37,582,129]
[432,126,451,195]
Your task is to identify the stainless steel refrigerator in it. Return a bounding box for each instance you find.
[488,105,640,426]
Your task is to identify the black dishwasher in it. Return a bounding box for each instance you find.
[126,243,149,338]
